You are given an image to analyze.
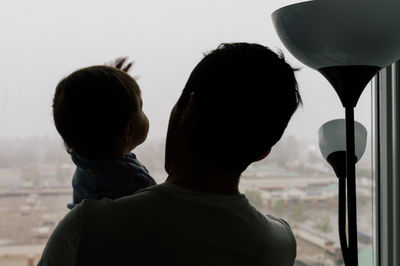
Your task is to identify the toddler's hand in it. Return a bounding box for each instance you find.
[108,57,134,73]
[107,57,140,80]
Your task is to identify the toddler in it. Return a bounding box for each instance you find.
[52,58,156,209]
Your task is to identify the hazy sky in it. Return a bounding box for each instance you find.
[0,0,372,147]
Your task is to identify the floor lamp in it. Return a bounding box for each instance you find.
[272,1,400,265]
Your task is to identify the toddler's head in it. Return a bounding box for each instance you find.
[53,64,149,158]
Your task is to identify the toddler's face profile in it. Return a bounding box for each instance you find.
[127,84,149,151]
[132,96,149,148]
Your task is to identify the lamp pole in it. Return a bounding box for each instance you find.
[327,148,350,265]
[345,106,358,266]
[338,176,349,265]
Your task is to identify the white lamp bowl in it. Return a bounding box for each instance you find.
[272,0,400,69]
[318,119,367,162]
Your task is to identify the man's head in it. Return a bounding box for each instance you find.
[53,65,149,157]
[166,43,302,174]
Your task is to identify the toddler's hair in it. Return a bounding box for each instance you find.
[53,66,141,156]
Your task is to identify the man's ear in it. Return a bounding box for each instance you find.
[254,148,271,162]
[180,92,196,125]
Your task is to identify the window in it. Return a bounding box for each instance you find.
[0,1,388,265]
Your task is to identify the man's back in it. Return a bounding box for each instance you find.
[40,183,296,266]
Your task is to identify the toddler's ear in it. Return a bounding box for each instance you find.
[123,120,133,144]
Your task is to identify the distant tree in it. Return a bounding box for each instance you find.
[0,151,10,168]
[273,200,285,216]
[312,216,333,233]
[245,189,264,208]
[43,139,71,165]
[306,149,323,165]
[289,204,308,224]
[20,165,39,183]
[267,135,300,167]
[56,165,74,185]
[135,139,166,174]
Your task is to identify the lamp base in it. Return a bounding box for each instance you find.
[318,65,380,108]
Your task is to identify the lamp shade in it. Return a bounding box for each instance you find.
[272,0,400,69]
[318,119,367,162]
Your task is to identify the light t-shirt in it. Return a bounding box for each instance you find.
[38,183,296,266]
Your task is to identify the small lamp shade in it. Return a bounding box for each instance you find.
[318,119,367,162]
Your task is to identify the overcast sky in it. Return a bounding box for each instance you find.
[0,0,372,149]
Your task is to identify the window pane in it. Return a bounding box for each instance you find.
[0,1,374,265]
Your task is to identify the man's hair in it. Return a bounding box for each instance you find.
[53,66,141,156]
[177,43,302,172]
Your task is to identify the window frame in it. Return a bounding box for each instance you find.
[373,60,400,266]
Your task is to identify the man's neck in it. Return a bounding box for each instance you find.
[165,167,241,195]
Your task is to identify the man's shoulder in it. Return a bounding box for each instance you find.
[237,211,296,265]
[263,214,292,231]
[263,214,296,243]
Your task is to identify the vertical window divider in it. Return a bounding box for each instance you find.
[392,61,400,266]
[373,73,381,266]
[375,61,400,266]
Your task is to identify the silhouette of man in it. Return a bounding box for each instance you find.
[38,43,302,266]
